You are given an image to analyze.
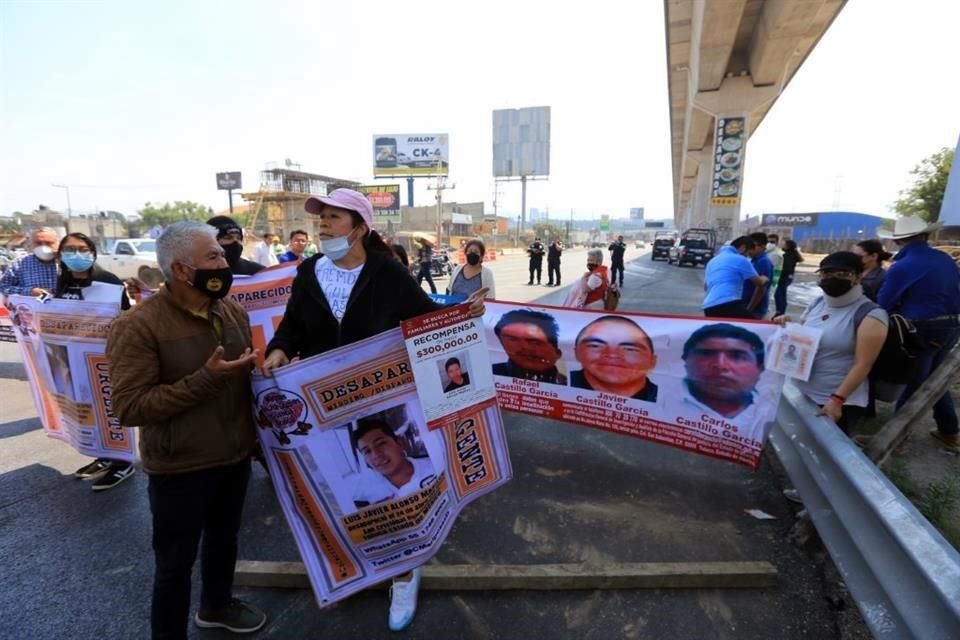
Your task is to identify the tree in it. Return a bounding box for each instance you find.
[894,147,954,222]
[533,222,564,241]
[137,201,215,228]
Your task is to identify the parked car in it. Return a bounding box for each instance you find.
[98,238,159,279]
[668,228,717,267]
[651,234,676,261]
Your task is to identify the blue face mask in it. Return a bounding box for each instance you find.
[319,229,357,261]
[61,252,96,272]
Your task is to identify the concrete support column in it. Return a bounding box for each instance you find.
[694,76,779,242]
[691,160,713,228]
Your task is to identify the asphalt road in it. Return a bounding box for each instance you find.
[0,250,840,639]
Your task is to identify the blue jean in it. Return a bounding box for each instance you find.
[896,323,960,435]
[774,275,792,316]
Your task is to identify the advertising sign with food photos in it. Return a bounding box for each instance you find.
[356,184,401,223]
[711,117,746,207]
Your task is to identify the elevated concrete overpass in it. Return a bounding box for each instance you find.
[665,0,847,237]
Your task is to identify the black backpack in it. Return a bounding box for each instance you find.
[853,300,926,384]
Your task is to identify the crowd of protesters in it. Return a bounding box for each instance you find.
[3,197,960,637]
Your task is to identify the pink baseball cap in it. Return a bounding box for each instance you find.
[304,188,374,229]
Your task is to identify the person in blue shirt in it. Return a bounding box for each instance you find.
[278,229,309,264]
[0,227,59,297]
[702,235,768,318]
[740,232,775,319]
[878,216,960,451]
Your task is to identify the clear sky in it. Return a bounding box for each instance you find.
[1,0,957,222]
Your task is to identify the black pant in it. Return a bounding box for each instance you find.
[704,300,752,318]
[822,404,867,435]
[611,261,624,286]
[547,262,561,285]
[149,460,251,640]
[528,260,542,284]
[417,263,436,293]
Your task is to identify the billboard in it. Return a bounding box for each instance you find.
[762,213,819,227]
[710,116,745,207]
[600,215,610,232]
[356,184,401,223]
[630,207,645,220]
[492,106,550,178]
[373,134,449,177]
[216,172,242,190]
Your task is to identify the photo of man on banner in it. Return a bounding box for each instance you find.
[491,309,567,384]
[680,323,766,420]
[570,315,659,402]
[441,355,471,393]
[348,413,438,509]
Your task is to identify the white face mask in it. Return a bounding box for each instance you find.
[319,229,357,261]
[766,243,776,251]
[33,245,55,262]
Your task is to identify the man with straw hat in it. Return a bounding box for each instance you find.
[878,216,960,451]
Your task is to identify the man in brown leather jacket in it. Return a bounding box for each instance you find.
[107,221,266,639]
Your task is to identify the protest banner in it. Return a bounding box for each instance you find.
[401,303,498,429]
[8,295,136,461]
[228,263,297,365]
[251,325,511,606]
[484,302,787,469]
[0,304,15,343]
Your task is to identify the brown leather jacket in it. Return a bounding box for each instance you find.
[106,287,256,474]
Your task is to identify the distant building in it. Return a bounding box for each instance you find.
[240,162,360,240]
[741,211,886,251]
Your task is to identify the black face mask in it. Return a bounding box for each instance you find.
[587,264,599,271]
[819,277,854,297]
[188,266,234,299]
[223,242,243,268]
[466,253,481,266]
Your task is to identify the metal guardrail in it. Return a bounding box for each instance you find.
[769,385,960,639]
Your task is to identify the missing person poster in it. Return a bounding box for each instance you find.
[229,263,297,366]
[251,327,511,607]
[0,305,15,343]
[401,304,498,429]
[7,295,136,461]
[484,302,787,469]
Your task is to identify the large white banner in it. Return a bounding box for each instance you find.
[484,302,786,469]
[251,326,511,606]
[228,263,297,367]
[234,268,789,469]
[8,295,136,461]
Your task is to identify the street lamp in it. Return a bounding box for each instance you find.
[51,184,72,218]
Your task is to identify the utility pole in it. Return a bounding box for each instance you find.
[50,184,73,220]
[427,173,455,248]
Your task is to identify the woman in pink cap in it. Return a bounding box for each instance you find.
[261,188,486,631]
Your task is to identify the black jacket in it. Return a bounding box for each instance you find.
[547,243,563,263]
[609,241,627,264]
[267,250,441,359]
[232,257,265,276]
[56,264,131,310]
[781,250,802,280]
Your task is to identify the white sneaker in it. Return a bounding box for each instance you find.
[388,568,421,631]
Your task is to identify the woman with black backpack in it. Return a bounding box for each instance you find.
[773,251,888,434]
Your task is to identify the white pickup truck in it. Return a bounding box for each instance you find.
[98,238,159,279]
